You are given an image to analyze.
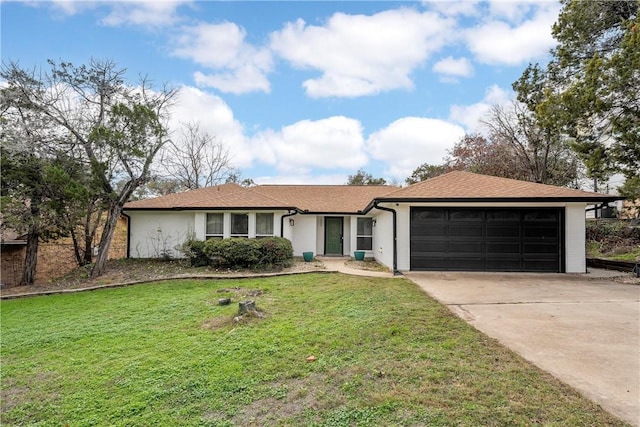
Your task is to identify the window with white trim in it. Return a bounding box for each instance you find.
[357,218,373,250]
[206,213,223,240]
[256,213,274,238]
[231,213,249,237]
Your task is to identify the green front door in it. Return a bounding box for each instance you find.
[325,217,343,255]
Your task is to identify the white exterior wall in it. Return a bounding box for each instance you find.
[371,211,394,270]
[395,205,411,271]
[315,217,324,255]
[128,211,195,258]
[565,203,587,273]
[290,215,317,256]
[343,216,351,255]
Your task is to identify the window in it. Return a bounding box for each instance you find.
[206,213,223,240]
[231,213,248,237]
[357,218,373,250]
[256,213,274,237]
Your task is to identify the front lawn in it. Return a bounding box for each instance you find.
[1,274,625,426]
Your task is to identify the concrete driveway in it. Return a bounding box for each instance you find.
[405,271,640,426]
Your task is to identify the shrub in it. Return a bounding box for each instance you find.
[179,238,209,267]
[586,220,639,242]
[204,238,260,268]
[203,237,293,269]
[257,237,294,267]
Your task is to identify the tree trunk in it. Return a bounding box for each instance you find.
[238,300,256,315]
[90,202,121,278]
[21,227,39,286]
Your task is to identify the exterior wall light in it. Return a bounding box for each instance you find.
[372,219,377,227]
[289,218,295,226]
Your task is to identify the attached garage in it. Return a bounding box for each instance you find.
[410,207,563,272]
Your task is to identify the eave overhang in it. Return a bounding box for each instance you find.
[361,195,625,213]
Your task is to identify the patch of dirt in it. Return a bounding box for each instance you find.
[344,259,390,272]
[228,374,348,426]
[0,259,325,297]
[612,275,640,285]
[217,287,265,298]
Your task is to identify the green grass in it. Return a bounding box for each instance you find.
[587,241,640,262]
[1,274,626,426]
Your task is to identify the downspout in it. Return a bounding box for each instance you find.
[122,212,131,258]
[373,201,400,275]
[280,210,297,238]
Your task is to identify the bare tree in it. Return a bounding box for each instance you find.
[482,102,580,187]
[160,121,231,190]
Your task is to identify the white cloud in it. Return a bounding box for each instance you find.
[167,86,253,168]
[100,1,190,27]
[425,0,481,17]
[465,3,559,65]
[270,9,453,98]
[366,117,465,179]
[31,0,190,27]
[432,56,474,79]
[172,22,272,94]
[251,116,368,173]
[449,84,512,131]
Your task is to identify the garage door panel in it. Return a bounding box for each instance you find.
[448,257,484,270]
[412,225,447,237]
[524,226,559,238]
[486,258,522,271]
[411,207,562,272]
[486,225,520,238]
[449,225,483,237]
[487,211,520,221]
[486,242,521,253]
[412,256,448,269]
[523,242,560,254]
[449,241,483,253]
[450,210,483,221]
[523,259,559,271]
[411,240,447,252]
[413,210,446,220]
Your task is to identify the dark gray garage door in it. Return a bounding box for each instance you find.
[410,207,563,272]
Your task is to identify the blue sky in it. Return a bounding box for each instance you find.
[2,0,560,185]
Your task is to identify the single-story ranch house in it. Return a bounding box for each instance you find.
[123,171,621,274]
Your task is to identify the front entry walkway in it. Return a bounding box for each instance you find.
[316,256,398,278]
[405,271,640,426]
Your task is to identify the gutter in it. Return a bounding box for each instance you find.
[366,201,400,276]
[367,196,625,204]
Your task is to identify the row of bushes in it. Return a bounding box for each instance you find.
[181,237,294,269]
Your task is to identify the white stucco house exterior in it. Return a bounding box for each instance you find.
[123,171,621,274]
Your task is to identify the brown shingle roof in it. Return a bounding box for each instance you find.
[378,171,620,201]
[124,183,295,210]
[255,185,395,213]
[124,171,620,213]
